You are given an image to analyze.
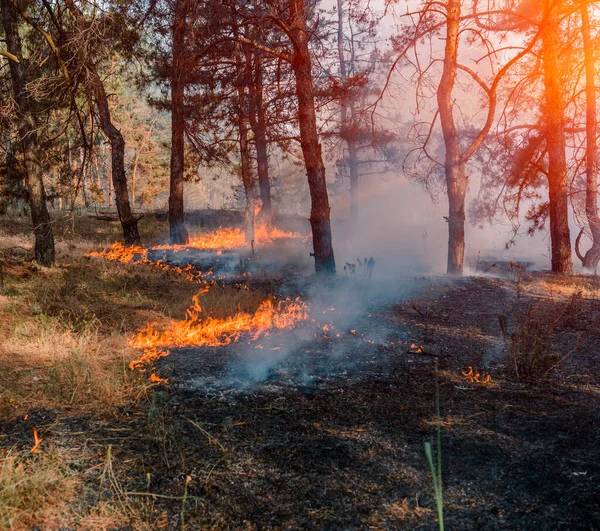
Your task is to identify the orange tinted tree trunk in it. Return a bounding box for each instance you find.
[541,0,572,274]
[288,0,335,275]
[437,0,467,275]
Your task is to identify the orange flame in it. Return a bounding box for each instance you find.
[88,242,206,282]
[129,287,308,369]
[88,242,147,263]
[30,427,42,454]
[462,366,493,385]
[178,223,308,251]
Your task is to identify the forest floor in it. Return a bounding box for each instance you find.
[0,212,599,530]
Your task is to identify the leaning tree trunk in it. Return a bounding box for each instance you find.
[169,0,189,245]
[541,1,573,274]
[577,0,600,269]
[94,82,141,245]
[437,0,467,275]
[2,0,55,266]
[288,0,336,275]
[248,52,272,225]
[64,0,140,245]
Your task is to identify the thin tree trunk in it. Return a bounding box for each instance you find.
[236,32,255,245]
[81,147,89,207]
[577,0,600,269]
[169,0,189,244]
[288,0,336,275]
[65,0,140,245]
[437,0,467,275]
[542,0,573,274]
[348,136,359,222]
[238,82,255,246]
[248,51,272,224]
[106,145,113,207]
[2,0,55,266]
[337,0,360,225]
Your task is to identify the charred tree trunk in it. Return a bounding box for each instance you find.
[288,0,335,275]
[64,0,140,245]
[577,0,600,269]
[541,1,573,274]
[2,0,55,266]
[169,0,189,245]
[248,52,272,224]
[437,0,467,275]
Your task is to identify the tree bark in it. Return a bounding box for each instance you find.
[237,40,255,245]
[578,0,600,269]
[94,82,141,244]
[64,0,140,245]
[541,1,573,274]
[169,0,189,245]
[248,52,272,224]
[288,0,336,275]
[437,0,467,275]
[2,0,55,266]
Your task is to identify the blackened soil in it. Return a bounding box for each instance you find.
[3,275,599,529]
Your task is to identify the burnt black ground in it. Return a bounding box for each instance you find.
[3,265,599,529]
[139,274,599,529]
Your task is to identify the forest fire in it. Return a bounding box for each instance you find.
[88,242,206,282]
[173,223,308,251]
[88,242,147,263]
[129,287,309,370]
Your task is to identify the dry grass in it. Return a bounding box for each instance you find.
[0,448,76,530]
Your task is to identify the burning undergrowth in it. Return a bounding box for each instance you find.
[88,223,310,283]
[130,278,423,400]
[129,286,309,371]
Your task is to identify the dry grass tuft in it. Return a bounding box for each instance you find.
[0,448,76,530]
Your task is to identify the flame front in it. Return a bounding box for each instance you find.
[129,288,308,369]
[177,223,308,251]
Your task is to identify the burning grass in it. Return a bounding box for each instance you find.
[130,285,309,370]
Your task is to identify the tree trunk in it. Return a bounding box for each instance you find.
[237,43,255,245]
[437,0,466,275]
[348,135,359,223]
[248,52,272,224]
[541,1,573,274]
[169,0,190,245]
[288,0,336,275]
[95,83,141,244]
[2,0,55,266]
[106,145,113,207]
[337,0,360,225]
[578,0,600,269]
[64,0,140,244]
